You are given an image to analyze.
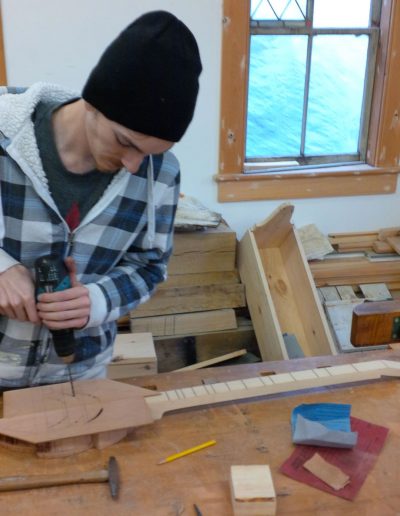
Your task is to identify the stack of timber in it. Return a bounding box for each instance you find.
[310,256,400,289]
[127,222,252,371]
[328,226,400,254]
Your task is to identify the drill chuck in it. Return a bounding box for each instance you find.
[35,254,75,363]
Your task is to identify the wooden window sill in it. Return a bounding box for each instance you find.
[215,165,400,202]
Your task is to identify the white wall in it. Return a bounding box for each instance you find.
[3,0,399,239]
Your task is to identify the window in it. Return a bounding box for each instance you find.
[217,0,400,201]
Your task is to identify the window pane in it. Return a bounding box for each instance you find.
[314,0,371,28]
[305,35,369,155]
[251,0,306,21]
[246,35,307,158]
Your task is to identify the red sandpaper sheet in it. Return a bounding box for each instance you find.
[280,416,389,500]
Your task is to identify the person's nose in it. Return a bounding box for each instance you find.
[121,150,146,173]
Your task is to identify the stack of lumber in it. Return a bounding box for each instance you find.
[126,222,251,369]
[310,257,400,289]
[328,226,400,254]
[131,222,244,322]
[310,226,400,290]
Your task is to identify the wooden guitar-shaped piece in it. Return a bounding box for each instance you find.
[0,359,399,456]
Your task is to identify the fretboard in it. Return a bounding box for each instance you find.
[145,359,400,419]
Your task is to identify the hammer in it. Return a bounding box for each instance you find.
[0,456,120,499]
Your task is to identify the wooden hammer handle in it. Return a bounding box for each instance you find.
[0,469,109,492]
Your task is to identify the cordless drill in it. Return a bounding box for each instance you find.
[34,254,76,394]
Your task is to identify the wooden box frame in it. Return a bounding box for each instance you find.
[238,203,336,361]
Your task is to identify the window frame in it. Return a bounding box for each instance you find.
[217,0,400,202]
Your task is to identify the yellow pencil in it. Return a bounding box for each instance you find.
[157,439,217,465]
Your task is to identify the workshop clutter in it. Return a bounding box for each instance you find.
[238,202,400,359]
[116,202,400,369]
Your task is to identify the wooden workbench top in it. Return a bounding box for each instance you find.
[0,348,399,515]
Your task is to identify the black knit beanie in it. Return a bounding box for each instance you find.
[82,11,202,142]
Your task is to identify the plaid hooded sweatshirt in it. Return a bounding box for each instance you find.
[0,83,179,388]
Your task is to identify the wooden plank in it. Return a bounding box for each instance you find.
[169,222,237,275]
[195,318,257,362]
[159,270,240,289]
[132,283,245,317]
[387,236,400,255]
[217,169,398,202]
[319,286,341,301]
[174,349,247,372]
[378,226,400,241]
[238,229,287,361]
[372,240,394,253]
[336,286,358,300]
[328,231,377,252]
[274,219,336,355]
[359,283,392,300]
[328,231,378,240]
[130,309,237,337]
[310,257,400,287]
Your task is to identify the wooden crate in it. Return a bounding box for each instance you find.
[238,203,336,361]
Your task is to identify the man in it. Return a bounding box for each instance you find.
[0,11,202,388]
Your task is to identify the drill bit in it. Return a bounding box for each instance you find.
[67,365,75,397]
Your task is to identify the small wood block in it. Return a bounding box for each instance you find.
[351,299,400,346]
[372,240,394,253]
[359,283,392,301]
[336,285,358,300]
[386,236,400,255]
[378,226,400,241]
[230,465,276,516]
[107,332,157,379]
[319,286,340,302]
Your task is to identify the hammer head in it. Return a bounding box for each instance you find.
[108,456,120,499]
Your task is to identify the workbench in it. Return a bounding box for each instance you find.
[0,349,399,515]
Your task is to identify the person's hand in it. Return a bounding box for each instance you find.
[0,264,40,323]
[36,256,90,330]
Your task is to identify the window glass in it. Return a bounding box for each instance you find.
[314,0,371,28]
[246,35,307,158]
[306,35,369,155]
[251,0,307,21]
